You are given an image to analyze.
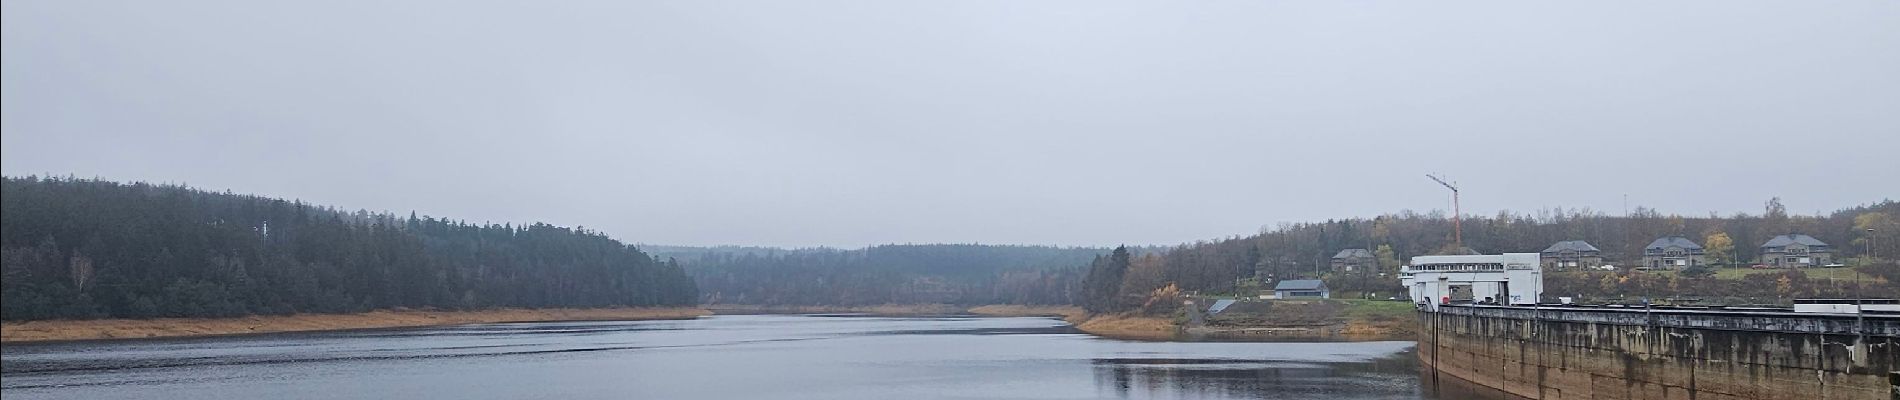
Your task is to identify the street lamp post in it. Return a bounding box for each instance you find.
[1861,228,1874,308]
[1858,228,1873,337]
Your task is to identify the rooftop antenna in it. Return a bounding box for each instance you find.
[1426,174,1462,251]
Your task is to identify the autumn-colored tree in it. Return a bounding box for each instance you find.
[1375,244,1400,274]
[1703,232,1734,265]
[1138,283,1182,314]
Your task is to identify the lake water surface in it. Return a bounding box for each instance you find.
[3,314,1469,399]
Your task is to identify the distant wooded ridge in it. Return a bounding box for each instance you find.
[667,244,1110,305]
[1,176,697,321]
[4,175,1894,321]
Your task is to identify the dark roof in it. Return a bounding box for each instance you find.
[1762,234,1828,248]
[1541,240,1600,253]
[1332,249,1373,259]
[1645,236,1703,250]
[1274,279,1327,291]
[1437,246,1481,255]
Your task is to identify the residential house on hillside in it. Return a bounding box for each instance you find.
[1760,234,1832,267]
[1273,279,1330,299]
[1331,249,1374,272]
[1540,240,1604,270]
[1641,236,1706,270]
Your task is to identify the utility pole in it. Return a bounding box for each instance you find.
[1427,174,1462,251]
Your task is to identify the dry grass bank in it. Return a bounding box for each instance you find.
[0,307,710,343]
[1072,314,1180,340]
[1340,318,1414,337]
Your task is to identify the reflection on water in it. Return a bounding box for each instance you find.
[1417,365,1531,400]
[1095,351,1426,399]
[3,314,1503,400]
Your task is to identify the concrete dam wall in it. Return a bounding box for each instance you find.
[1418,305,1899,400]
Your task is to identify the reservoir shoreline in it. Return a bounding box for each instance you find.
[3,302,1410,343]
[705,304,1186,339]
[0,307,710,343]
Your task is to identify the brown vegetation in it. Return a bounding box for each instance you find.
[0,307,709,343]
[1072,314,1180,340]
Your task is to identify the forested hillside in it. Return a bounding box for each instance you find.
[0,176,697,321]
[672,244,1105,305]
[1079,199,1900,313]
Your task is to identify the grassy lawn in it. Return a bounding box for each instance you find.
[1336,299,1416,320]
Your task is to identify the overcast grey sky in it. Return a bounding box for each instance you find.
[4,1,1895,248]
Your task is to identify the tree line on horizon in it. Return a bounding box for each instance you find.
[670,244,1103,306]
[1,176,697,321]
[5,175,1892,320]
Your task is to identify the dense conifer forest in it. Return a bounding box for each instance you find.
[1,176,696,321]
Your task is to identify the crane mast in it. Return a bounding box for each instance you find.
[1426,174,1461,251]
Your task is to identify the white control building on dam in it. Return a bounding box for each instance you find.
[1399,253,1542,309]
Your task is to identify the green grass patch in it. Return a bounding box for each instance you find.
[1336,299,1416,320]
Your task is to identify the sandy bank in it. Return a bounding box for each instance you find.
[0,307,710,343]
[966,305,1182,339]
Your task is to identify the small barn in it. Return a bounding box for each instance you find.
[1273,280,1330,299]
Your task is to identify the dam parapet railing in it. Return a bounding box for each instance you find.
[1437,303,1900,336]
[1419,304,1899,400]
